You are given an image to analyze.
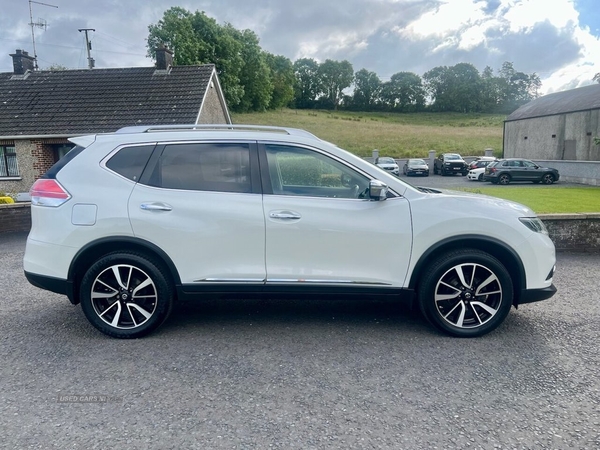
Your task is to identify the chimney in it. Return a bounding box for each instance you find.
[155,45,173,70]
[10,49,35,75]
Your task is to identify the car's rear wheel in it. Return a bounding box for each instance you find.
[541,173,555,184]
[80,252,174,338]
[498,174,511,185]
[418,249,513,337]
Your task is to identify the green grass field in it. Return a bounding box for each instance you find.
[233,109,504,158]
[456,187,600,214]
[233,109,599,213]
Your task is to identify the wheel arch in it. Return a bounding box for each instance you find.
[66,237,181,305]
[408,235,525,306]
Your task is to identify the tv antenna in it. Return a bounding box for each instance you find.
[28,0,58,70]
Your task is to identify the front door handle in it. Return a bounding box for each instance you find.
[140,202,173,212]
[269,210,301,220]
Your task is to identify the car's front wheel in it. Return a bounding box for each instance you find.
[418,249,514,337]
[478,173,484,181]
[80,252,174,338]
[541,173,555,184]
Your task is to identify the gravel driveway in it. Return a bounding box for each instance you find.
[1,231,599,449]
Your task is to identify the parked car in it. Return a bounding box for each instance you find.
[468,157,497,170]
[376,157,400,176]
[403,158,429,176]
[433,153,468,176]
[467,167,487,181]
[24,124,556,339]
[484,159,560,185]
[467,160,497,181]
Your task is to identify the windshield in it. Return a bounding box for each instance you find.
[409,159,426,165]
[377,157,395,164]
[445,154,461,160]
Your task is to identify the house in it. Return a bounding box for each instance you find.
[503,83,600,161]
[0,47,231,196]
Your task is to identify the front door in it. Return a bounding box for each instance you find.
[260,143,412,288]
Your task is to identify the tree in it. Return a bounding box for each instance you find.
[317,59,354,110]
[225,26,272,112]
[266,54,295,109]
[497,61,541,112]
[293,58,321,109]
[379,71,425,111]
[351,69,381,110]
[147,8,245,108]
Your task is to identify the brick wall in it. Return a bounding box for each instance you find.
[0,203,31,233]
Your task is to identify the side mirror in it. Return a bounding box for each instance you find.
[369,180,388,201]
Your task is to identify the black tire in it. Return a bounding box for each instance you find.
[541,173,555,184]
[498,174,510,185]
[433,166,438,175]
[441,167,447,176]
[418,249,513,337]
[478,173,483,181]
[80,252,174,339]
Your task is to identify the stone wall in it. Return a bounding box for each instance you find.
[538,213,600,252]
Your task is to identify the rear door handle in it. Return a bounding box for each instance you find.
[269,210,301,220]
[140,202,173,212]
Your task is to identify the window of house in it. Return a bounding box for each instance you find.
[0,145,19,178]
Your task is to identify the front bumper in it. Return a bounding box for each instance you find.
[519,284,557,305]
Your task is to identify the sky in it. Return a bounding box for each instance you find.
[1,0,599,95]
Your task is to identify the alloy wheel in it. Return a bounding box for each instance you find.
[434,262,503,329]
[90,264,158,329]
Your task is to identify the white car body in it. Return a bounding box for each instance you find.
[376,157,400,176]
[467,167,486,181]
[24,125,556,338]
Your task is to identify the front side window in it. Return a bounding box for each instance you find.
[0,145,19,178]
[264,144,369,199]
[150,143,251,193]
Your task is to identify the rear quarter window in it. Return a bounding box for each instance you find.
[106,145,155,182]
[42,145,84,179]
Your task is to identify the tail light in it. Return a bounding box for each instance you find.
[30,179,71,207]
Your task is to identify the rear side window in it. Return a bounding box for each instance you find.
[148,142,251,193]
[106,145,155,182]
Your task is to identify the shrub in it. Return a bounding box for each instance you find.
[0,196,15,204]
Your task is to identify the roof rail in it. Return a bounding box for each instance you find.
[115,124,319,139]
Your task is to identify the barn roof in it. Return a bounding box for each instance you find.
[506,83,600,122]
[0,65,226,137]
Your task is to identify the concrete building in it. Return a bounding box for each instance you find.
[503,83,600,161]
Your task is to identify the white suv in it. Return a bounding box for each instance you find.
[24,125,556,339]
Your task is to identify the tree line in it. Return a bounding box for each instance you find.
[148,7,542,114]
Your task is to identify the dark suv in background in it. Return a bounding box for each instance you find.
[484,159,560,185]
[433,153,468,176]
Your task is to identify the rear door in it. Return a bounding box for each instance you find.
[128,141,266,285]
[259,143,412,289]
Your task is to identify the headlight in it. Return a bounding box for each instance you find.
[519,217,548,235]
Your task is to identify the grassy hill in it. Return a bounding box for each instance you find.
[232,109,505,159]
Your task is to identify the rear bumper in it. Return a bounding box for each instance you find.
[519,284,557,305]
[24,271,77,304]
